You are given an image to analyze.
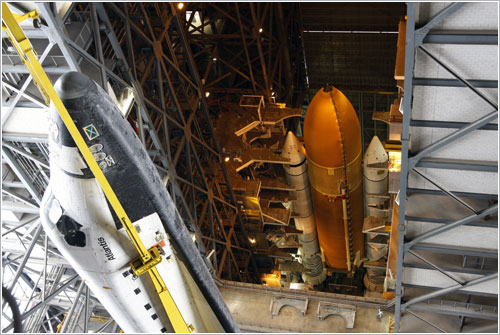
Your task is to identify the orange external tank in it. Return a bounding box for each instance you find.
[303,85,364,270]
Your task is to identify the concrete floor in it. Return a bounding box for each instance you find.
[220,283,392,333]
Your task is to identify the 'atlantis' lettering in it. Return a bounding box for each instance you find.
[97,237,115,261]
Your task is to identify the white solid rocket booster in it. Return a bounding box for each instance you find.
[282,131,326,285]
[363,135,389,270]
[363,136,389,218]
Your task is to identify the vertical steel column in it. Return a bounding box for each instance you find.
[172,6,260,282]
[359,92,364,154]
[5,224,43,293]
[1,148,42,204]
[90,3,107,92]
[59,280,85,333]
[249,3,271,97]
[83,285,90,333]
[235,3,257,94]
[42,234,48,301]
[36,3,80,72]
[2,275,79,333]
[276,3,294,105]
[394,3,416,332]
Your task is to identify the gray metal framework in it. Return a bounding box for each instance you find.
[2,4,91,332]
[394,2,498,332]
[2,2,306,332]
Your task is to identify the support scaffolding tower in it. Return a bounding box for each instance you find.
[394,2,498,333]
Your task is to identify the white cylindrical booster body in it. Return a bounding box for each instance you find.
[363,136,389,217]
[282,131,326,285]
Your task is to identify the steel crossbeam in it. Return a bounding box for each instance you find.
[402,273,498,311]
[394,2,499,332]
[2,2,308,330]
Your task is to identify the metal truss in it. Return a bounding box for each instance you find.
[2,4,114,332]
[97,2,262,282]
[394,2,498,332]
[177,2,307,106]
[2,2,305,332]
[344,91,395,154]
[95,2,305,280]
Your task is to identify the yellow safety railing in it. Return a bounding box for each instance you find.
[2,3,191,332]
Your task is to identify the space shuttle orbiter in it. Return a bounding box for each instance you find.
[40,72,238,333]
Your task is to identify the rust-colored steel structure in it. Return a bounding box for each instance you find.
[93,2,305,282]
[304,86,364,270]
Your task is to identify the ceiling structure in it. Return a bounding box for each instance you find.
[299,3,406,153]
[301,3,407,92]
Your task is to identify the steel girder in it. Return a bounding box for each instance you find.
[2,2,130,332]
[394,3,498,332]
[173,2,307,275]
[96,2,305,281]
[2,2,305,331]
[176,2,306,106]
[99,2,264,282]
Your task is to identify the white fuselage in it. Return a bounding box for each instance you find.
[40,139,223,333]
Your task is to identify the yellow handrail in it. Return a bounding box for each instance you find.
[2,3,191,332]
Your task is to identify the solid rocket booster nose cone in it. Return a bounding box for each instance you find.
[364,136,388,165]
[54,71,93,99]
[281,131,304,164]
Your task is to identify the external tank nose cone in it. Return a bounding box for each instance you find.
[281,131,304,165]
[303,85,361,167]
[54,71,93,99]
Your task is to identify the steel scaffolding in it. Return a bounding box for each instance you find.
[394,2,498,332]
[2,2,304,332]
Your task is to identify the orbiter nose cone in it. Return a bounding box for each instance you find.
[54,71,93,99]
[364,136,388,165]
[281,131,304,165]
